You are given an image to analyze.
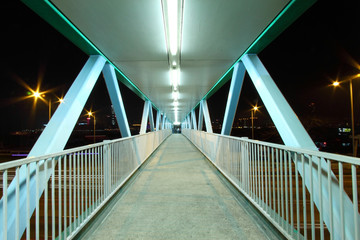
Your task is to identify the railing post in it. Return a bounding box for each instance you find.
[103,140,112,196]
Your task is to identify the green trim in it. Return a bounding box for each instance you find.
[21,0,160,111]
[184,0,316,121]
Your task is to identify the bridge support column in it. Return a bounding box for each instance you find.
[0,55,106,239]
[221,62,246,135]
[242,53,359,240]
[102,63,131,138]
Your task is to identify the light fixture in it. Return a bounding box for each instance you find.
[172,90,179,100]
[173,100,179,107]
[170,68,180,90]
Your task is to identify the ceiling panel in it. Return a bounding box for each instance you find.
[50,0,291,122]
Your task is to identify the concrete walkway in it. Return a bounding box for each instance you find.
[83,134,283,240]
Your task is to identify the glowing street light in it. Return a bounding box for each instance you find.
[87,111,96,143]
[251,105,259,139]
[332,76,359,156]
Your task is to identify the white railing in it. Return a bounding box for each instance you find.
[183,129,359,240]
[0,129,171,240]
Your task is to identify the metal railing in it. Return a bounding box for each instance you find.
[0,129,171,240]
[183,129,360,240]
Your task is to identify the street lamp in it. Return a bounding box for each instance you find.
[333,76,358,157]
[32,91,64,121]
[87,111,96,143]
[251,106,259,139]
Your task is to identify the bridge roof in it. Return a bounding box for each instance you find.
[23,0,315,123]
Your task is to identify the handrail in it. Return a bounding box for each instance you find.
[0,129,172,240]
[183,129,360,240]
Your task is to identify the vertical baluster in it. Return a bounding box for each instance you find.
[289,152,293,237]
[295,154,300,240]
[272,148,276,217]
[280,150,285,227]
[264,146,268,212]
[339,162,345,240]
[95,146,98,207]
[36,162,40,240]
[92,147,95,212]
[26,164,30,240]
[352,164,358,240]
[85,149,88,219]
[3,170,8,240]
[81,150,84,223]
[73,153,77,229]
[58,156,62,239]
[284,151,289,232]
[301,154,307,239]
[267,146,271,214]
[318,157,324,240]
[69,154,72,235]
[327,160,333,239]
[44,160,48,240]
[309,155,315,240]
[51,159,55,240]
[77,152,80,227]
[276,149,280,222]
[15,167,20,240]
[64,155,67,239]
[260,145,265,208]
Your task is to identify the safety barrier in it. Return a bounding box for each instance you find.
[183,129,359,240]
[0,129,171,239]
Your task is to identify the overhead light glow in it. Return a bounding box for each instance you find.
[166,0,179,56]
[173,100,179,107]
[170,68,180,89]
[172,90,179,100]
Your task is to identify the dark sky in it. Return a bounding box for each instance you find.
[1,0,360,140]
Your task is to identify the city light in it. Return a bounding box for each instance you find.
[333,81,340,87]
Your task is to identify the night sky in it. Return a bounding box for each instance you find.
[1,0,360,143]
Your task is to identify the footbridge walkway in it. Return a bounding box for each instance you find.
[1,0,360,239]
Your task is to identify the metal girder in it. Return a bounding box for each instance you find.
[149,104,155,132]
[200,100,213,133]
[242,53,359,240]
[198,103,204,131]
[102,63,131,138]
[221,62,246,135]
[0,55,106,239]
[140,101,151,134]
[191,110,197,130]
[156,111,161,131]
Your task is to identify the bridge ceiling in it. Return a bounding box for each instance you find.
[24,0,315,123]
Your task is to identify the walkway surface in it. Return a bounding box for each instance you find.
[83,134,283,240]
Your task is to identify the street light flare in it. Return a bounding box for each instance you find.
[332,81,340,87]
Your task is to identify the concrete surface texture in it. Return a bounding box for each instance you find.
[83,134,283,240]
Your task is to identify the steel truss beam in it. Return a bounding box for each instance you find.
[242,53,358,240]
[191,110,197,130]
[140,100,154,134]
[199,100,213,133]
[0,55,106,239]
[221,62,246,135]
[103,63,131,138]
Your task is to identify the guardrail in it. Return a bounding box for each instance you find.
[182,129,359,240]
[0,129,171,240]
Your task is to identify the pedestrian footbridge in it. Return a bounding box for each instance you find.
[1,0,360,239]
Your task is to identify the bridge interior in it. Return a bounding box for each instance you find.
[1,1,359,240]
[81,134,283,240]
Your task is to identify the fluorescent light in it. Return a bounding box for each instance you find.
[166,0,178,56]
[173,100,179,107]
[170,68,180,89]
[172,90,179,100]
